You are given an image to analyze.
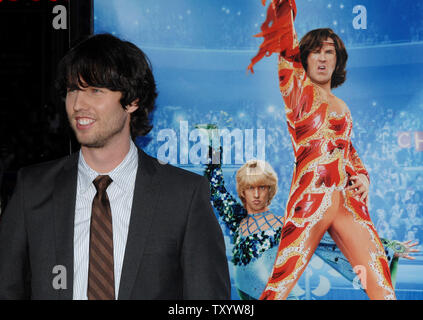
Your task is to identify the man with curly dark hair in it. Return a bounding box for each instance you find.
[248,0,398,300]
[0,34,230,300]
[299,28,348,90]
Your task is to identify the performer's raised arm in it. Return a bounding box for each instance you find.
[248,0,301,76]
[204,147,247,234]
[248,0,314,137]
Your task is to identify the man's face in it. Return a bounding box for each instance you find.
[306,38,337,87]
[242,185,270,214]
[66,84,133,148]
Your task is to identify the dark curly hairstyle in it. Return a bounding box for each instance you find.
[299,28,348,89]
[55,33,157,138]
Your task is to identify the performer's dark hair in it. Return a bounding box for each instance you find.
[299,28,348,88]
[55,33,157,138]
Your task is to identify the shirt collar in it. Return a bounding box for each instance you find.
[78,140,139,194]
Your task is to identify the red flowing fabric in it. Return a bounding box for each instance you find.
[248,0,298,73]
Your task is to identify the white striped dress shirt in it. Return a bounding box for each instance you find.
[73,141,138,300]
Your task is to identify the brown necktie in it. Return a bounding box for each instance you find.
[87,175,115,300]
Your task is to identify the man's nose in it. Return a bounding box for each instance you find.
[70,91,87,111]
[254,188,259,197]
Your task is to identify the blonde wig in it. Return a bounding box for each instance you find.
[236,160,278,206]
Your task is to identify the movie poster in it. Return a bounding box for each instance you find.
[94,0,423,299]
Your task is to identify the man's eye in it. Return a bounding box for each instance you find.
[92,88,102,93]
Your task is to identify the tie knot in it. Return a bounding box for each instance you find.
[93,175,113,192]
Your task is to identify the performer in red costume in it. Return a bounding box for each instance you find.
[248,0,396,300]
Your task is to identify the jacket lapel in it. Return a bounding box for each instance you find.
[118,149,160,300]
[52,153,79,300]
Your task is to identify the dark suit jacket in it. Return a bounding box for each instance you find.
[0,148,230,299]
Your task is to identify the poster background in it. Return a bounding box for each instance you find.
[94,0,423,299]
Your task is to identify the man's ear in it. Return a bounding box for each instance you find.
[126,98,139,114]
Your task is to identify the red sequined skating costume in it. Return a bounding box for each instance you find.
[248,0,395,300]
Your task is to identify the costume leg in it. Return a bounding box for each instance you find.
[328,191,396,300]
[260,191,341,300]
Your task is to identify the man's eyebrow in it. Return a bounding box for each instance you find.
[322,41,335,46]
